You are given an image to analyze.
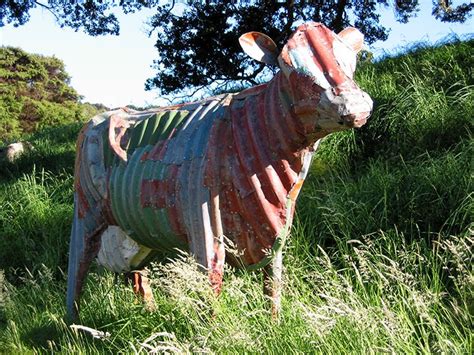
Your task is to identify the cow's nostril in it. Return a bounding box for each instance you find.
[342,114,356,121]
[343,112,370,128]
[342,114,357,126]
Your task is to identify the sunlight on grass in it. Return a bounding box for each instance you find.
[0,39,472,353]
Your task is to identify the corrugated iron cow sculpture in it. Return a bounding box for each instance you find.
[67,22,373,320]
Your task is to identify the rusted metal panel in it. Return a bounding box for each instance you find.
[67,22,373,319]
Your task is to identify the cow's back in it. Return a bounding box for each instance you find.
[74,95,233,255]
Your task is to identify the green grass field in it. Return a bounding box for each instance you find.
[0,39,472,353]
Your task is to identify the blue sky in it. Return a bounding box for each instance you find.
[1,2,472,108]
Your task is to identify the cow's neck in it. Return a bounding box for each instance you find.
[219,71,321,264]
[258,71,323,162]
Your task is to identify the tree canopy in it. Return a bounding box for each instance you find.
[144,1,473,97]
[0,47,99,142]
[0,1,160,36]
[1,1,472,98]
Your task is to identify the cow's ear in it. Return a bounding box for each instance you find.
[239,32,278,65]
[338,27,364,53]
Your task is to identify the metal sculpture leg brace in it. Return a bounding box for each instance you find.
[260,149,314,320]
[262,196,293,320]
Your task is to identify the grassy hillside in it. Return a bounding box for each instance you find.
[0,39,472,353]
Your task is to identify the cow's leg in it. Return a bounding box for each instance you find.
[263,247,283,321]
[208,233,225,295]
[129,270,156,311]
[66,196,105,321]
[186,188,226,295]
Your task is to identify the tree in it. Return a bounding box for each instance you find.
[0,0,159,36]
[0,47,97,141]
[144,0,473,97]
[1,1,472,97]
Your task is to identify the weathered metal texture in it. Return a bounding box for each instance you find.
[96,225,151,273]
[108,109,191,251]
[67,22,373,319]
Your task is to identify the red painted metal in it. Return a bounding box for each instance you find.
[67,22,373,319]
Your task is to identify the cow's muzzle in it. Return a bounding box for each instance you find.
[342,111,370,128]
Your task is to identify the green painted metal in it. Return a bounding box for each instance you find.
[108,110,189,250]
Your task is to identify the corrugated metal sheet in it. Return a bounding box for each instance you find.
[67,21,373,318]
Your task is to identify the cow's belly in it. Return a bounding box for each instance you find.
[109,145,189,251]
[107,101,224,252]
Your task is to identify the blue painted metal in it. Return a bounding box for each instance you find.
[67,22,373,319]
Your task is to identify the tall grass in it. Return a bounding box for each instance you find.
[1,232,471,353]
[0,169,73,275]
[0,39,472,352]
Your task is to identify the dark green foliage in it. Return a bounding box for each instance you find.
[0,47,100,142]
[145,1,473,96]
[433,0,474,22]
[0,1,159,36]
[145,0,394,95]
[1,1,471,39]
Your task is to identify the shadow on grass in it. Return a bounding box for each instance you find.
[0,122,82,181]
[0,150,76,180]
[22,323,61,351]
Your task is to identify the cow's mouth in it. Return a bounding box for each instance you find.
[342,112,370,128]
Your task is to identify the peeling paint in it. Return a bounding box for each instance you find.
[67,22,373,319]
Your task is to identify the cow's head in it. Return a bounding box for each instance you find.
[239,22,372,135]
